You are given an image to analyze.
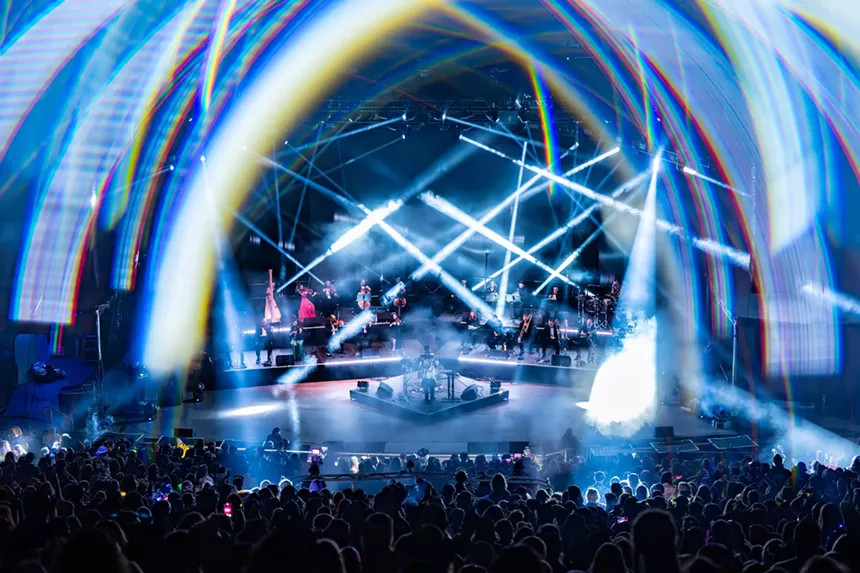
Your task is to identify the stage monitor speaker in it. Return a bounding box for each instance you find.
[487,349,509,360]
[174,428,193,439]
[361,348,380,359]
[275,353,295,367]
[551,355,572,367]
[377,382,394,399]
[460,384,478,401]
[654,426,675,440]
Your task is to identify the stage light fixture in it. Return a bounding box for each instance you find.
[490,380,502,393]
[357,380,369,392]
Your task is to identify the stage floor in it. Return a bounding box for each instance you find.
[111,378,735,450]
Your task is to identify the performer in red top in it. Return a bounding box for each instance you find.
[297,285,317,322]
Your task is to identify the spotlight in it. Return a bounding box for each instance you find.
[357,380,369,392]
[401,113,407,120]
[169,165,175,171]
[199,155,205,163]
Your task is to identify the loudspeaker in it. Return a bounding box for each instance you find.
[174,428,193,439]
[488,349,509,360]
[361,348,380,359]
[654,426,675,440]
[377,382,393,399]
[551,355,572,367]
[275,353,295,367]
[460,384,478,401]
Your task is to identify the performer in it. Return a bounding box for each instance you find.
[461,309,480,350]
[538,317,561,363]
[547,285,561,319]
[484,280,499,302]
[417,346,438,401]
[512,281,529,317]
[576,318,597,365]
[290,320,306,362]
[610,279,621,299]
[389,312,403,352]
[256,318,275,366]
[486,316,506,352]
[392,277,407,311]
[297,285,317,322]
[356,280,372,311]
[515,313,534,359]
[322,280,339,300]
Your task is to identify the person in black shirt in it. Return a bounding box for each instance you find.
[461,310,480,350]
[263,427,284,449]
[256,318,275,366]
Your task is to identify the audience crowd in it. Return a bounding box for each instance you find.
[1,431,860,573]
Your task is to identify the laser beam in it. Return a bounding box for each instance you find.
[461,135,751,268]
[473,172,647,291]
[421,192,577,286]
[411,146,619,280]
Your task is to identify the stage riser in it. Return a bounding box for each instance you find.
[216,356,598,390]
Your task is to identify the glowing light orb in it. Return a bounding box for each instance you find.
[578,316,657,437]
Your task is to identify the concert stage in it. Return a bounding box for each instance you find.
[218,344,598,390]
[108,378,738,452]
[349,374,509,421]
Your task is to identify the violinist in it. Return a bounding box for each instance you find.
[322,280,339,300]
[297,284,317,322]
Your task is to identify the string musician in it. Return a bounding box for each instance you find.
[356,279,372,311]
[515,313,534,358]
[392,277,407,312]
[296,284,317,322]
[322,280,339,300]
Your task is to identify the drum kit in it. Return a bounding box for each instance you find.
[578,288,618,329]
